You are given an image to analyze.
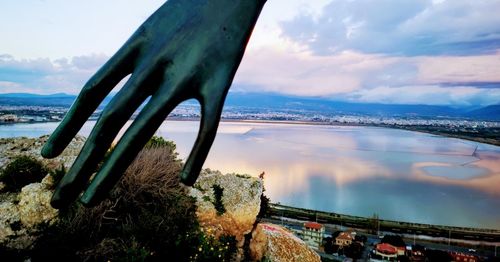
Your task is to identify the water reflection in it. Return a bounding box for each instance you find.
[162,122,500,229]
[0,121,499,229]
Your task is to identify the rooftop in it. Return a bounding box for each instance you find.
[336,232,353,241]
[376,243,398,254]
[304,221,323,230]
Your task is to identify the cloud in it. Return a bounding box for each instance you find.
[280,0,500,56]
[2,47,499,106]
[0,54,108,94]
[235,48,407,96]
[415,52,500,84]
[234,46,500,106]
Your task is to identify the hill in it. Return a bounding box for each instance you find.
[465,105,500,121]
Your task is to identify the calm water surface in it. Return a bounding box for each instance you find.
[1,120,499,229]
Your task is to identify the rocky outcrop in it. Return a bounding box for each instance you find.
[189,169,263,260]
[0,175,58,249]
[0,135,85,170]
[249,223,321,262]
[0,136,320,261]
[0,135,83,249]
[189,170,320,262]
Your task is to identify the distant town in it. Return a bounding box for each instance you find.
[1,102,499,146]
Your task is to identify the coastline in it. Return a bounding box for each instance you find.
[1,120,499,236]
[217,118,500,147]
[2,117,499,147]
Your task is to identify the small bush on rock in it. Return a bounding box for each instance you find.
[0,156,47,192]
[192,233,237,261]
[212,184,226,216]
[30,137,237,261]
[145,135,176,152]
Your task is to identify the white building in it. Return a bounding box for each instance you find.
[302,222,324,249]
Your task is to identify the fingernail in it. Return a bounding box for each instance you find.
[180,170,196,186]
[41,143,53,158]
[50,191,66,209]
[79,191,93,206]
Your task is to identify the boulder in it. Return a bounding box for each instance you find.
[18,175,58,228]
[0,175,58,249]
[249,223,321,262]
[189,169,262,259]
[0,135,81,250]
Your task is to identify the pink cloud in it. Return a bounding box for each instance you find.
[416,50,500,84]
[235,48,401,96]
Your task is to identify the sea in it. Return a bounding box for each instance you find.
[1,120,499,229]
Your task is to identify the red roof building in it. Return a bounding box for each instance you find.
[304,222,323,230]
[374,243,398,260]
[302,222,324,250]
[377,243,398,254]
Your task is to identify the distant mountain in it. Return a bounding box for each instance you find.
[0,93,76,107]
[0,93,112,108]
[465,105,500,120]
[0,93,72,98]
[1,92,498,121]
[224,92,466,118]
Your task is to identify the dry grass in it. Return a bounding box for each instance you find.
[117,146,184,205]
[31,144,201,261]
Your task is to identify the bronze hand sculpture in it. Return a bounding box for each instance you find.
[41,0,267,208]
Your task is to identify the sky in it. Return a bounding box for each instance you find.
[1,0,500,107]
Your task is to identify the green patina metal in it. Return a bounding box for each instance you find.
[41,0,267,208]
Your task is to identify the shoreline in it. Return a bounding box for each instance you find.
[1,117,499,147]
[192,118,500,147]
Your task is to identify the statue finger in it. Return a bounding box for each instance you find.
[41,33,144,159]
[180,71,230,185]
[79,89,182,206]
[50,72,153,208]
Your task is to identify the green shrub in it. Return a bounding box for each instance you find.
[192,234,237,261]
[257,172,270,219]
[258,193,270,219]
[145,135,176,152]
[0,156,47,192]
[212,184,226,216]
